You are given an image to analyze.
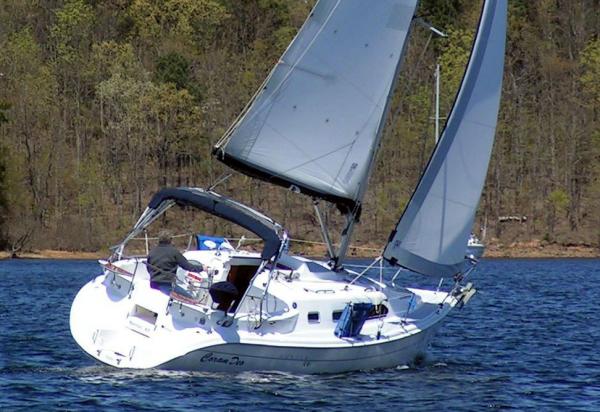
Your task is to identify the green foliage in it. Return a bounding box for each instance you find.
[548,189,569,213]
[580,39,600,106]
[96,72,203,177]
[2,28,44,75]
[90,41,146,81]
[419,0,463,31]
[0,101,10,125]
[273,26,297,51]
[153,49,207,107]
[50,0,95,64]
[155,52,190,90]
[438,28,473,98]
[0,0,598,252]
[130,0,228,47]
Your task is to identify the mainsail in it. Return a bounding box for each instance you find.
[214,0,418,213]
[383,0,507,276]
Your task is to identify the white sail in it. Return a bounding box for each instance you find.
[214,0,418,211]
[383,0,507,276]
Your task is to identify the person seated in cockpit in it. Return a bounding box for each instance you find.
[147,229,206,291]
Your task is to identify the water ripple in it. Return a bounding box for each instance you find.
[1,258,600,410]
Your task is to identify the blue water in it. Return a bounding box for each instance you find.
[1,258,599,410]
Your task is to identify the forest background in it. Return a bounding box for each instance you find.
[0,0,599,258]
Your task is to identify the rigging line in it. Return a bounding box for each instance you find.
[460,117,498,130]
[329,134,358,194]
[214,2,334,149]
[236,11,345,160]
[290,238,381,251]
[130,234,381,252]
[207,173,232,191]
[217,0,342,150]
[344,263,399,270]
[347,256,383,286]
[131,233,196,240]
[235,89,279,160]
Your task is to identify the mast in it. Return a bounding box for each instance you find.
[313,200,335,260]
[435,62,441,144]
[415,18,447,145]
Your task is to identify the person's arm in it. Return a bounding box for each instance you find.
[174,250,205,273]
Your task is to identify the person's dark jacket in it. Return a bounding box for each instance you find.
[146,241,204,284]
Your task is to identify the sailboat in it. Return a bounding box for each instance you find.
[70,0,506,373]
[467,233,486,259]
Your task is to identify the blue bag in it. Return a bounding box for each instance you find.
[334,302,373,338]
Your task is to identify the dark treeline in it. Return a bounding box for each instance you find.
[0,0,598,255]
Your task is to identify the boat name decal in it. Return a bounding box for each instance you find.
[200,352,245,366]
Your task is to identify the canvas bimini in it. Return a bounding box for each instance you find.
[70,0,507,373]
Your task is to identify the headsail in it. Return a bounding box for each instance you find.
[214,0,418,212]
[383,0,507,276]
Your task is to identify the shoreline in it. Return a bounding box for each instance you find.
[1,241,599,260]
[0,250,106,260]
[482,239,600,258]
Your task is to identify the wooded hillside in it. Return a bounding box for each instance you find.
[0,0,598,255]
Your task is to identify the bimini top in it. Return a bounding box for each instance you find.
[147,187,283,260]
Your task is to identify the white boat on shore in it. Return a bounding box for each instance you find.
[71,0,506,373]
[467,234,486,259]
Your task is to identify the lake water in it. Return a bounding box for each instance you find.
[1,258,599,410]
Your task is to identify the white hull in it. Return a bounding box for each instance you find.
[71,252,464,373]
[466,244,485,260]
[160,325,442,373]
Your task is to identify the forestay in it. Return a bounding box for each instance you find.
[214,0,418,212]
[383,0,507,276]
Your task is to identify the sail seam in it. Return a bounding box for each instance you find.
[264,121,354,185]
[224,0,342,157]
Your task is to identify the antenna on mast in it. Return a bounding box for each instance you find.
[415,18,448,144]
